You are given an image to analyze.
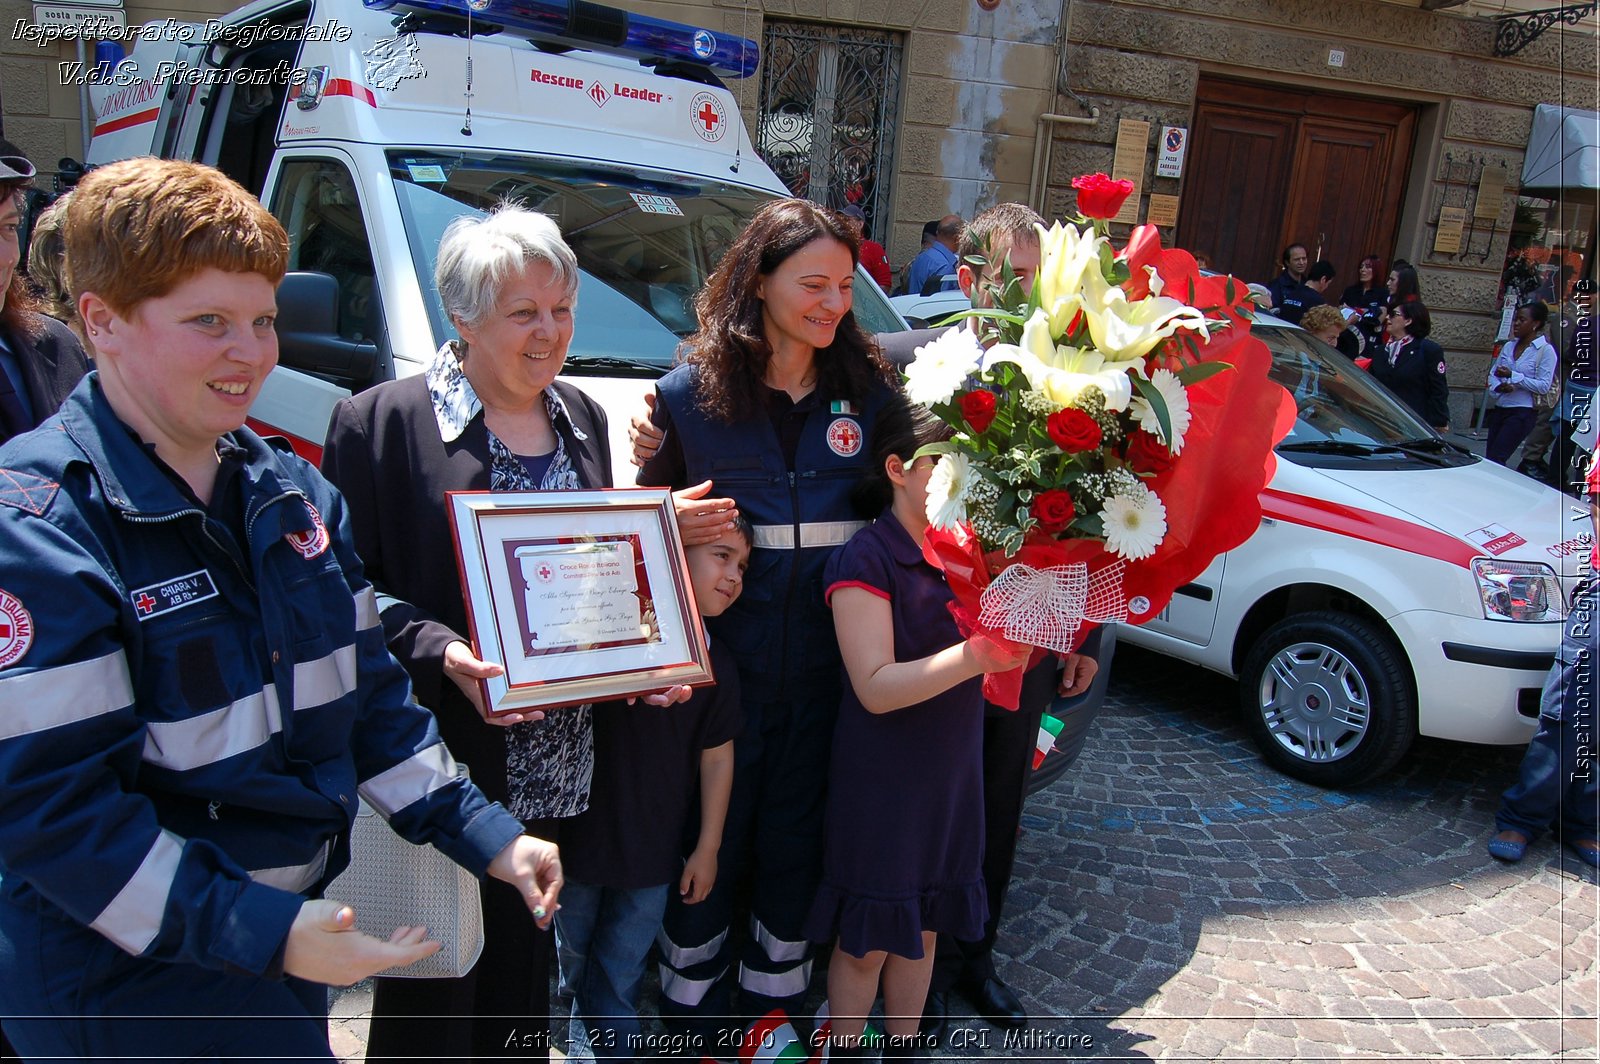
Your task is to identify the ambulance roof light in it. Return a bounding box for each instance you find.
[362,0,760,78]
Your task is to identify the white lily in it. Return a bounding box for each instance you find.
[985,308,1134,412]
[1081,267,1210,366]
[1034,221,1107,336]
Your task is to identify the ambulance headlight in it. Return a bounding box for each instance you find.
[1472,559,1564,622]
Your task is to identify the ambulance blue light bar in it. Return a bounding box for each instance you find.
[363,0,760,78]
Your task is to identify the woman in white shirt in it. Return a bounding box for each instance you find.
[1486,302,1558,466]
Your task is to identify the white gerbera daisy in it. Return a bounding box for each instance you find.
[1101,486,1167,561]
[1129,368,1192,454]
[904,327,983,405]
[925,452,974,530]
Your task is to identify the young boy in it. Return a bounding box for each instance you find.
[555,520,751,1061]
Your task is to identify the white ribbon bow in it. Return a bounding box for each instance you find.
[976,560,1129,653]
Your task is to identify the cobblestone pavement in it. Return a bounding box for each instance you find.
[333,643,1599,1061]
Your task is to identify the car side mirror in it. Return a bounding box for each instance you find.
[276,271,378,385]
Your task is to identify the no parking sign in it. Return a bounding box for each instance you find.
[1156,125,1187,179]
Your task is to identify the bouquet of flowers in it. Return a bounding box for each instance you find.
[903,174,1294,708]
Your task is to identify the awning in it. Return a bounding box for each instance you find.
[1522,104,1600,191]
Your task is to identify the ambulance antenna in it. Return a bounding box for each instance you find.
[731,0,751,173]
[461,0,487,136]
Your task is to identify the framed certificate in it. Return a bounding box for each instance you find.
[447,489,715,715]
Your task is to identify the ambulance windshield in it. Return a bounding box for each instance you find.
[391,151,903,371]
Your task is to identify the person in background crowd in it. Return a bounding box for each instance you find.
[842,205,892,291]
[1266,242,1309,315]
[805,397,1030,1061]
[1487,455,1600,868]
[908,214,962,297]
[321,204,697,1062]
[1369,299,1450,432]
[635,199,899,1049]
[1304,260,1336,303]
[1538,278,1600,491]
[1301,304,1360,359]
[0,157,562,1062]
[24,192,78,341]
[1388,263,1421,306]
[555,523,747,1062]
[1484,301,1557,465]
[0,153,88,446]
[896,220,941,296]
[877,203,1103,1040]
[1340,255,1389,352]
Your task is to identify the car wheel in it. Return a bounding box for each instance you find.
[1239,611,1416,787]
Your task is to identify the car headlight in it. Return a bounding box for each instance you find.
[1472,559,1564,622]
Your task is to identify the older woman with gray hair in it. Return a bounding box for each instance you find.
[323,204,621,1060]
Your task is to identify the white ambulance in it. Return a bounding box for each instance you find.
[83,0,905,466]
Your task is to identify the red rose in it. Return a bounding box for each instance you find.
[1030,490,1077,533]
[1125,429,1175,474]
[1045,408,1103,452]
[1072,172,1135,220]
[959,390,998,433]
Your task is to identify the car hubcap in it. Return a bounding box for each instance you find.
[1256,641,1372,763]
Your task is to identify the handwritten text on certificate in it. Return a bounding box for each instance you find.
[509,538,658,655]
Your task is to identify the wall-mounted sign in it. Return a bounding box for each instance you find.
[1475,164,1507,222]
[1155,126,1187,180]
[1434,206,1467,254]
[1147,194,1180,228]
[1112,118,1150,225]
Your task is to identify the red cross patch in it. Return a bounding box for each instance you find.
[827,417,863,457]
[536,563,554,584]
[286,502,330,560]
[0,588,33,669]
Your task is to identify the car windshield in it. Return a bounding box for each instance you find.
[389,151,904,373]
[1254,324,1476,467]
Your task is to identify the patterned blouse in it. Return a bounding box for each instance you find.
[426,341,596,821]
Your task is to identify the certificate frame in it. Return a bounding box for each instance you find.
[446,488,714,715]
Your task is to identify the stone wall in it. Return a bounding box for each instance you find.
[1047,0,1598,424]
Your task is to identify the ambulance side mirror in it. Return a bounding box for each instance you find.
[276,271,378,386]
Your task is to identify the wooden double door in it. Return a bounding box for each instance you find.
[1177,78,1416,290]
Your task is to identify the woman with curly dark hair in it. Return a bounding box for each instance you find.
[637,197,898,1049]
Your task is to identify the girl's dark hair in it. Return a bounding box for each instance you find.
[684,198,894,422]
[0,188,42,340]
[1518,300,1550,327]
[852,395,953,517]
[1391,299,1432,340]
[727,514,754,551]
[1390,265,1421,302]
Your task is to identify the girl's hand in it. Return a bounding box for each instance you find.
[443,641,544,725]
[627,685,694,707]
[672,481,740,546]
[679,846,717,904]
[488,835,563,930]
[964,636,1031,675]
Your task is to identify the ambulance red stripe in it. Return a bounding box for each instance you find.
[246,419,323,465]
[94,107,161,136]
[1259,487,1480,569]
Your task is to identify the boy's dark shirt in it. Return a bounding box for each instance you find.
[558,639,743,888]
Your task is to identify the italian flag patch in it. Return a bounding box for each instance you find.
[830,400,858,415]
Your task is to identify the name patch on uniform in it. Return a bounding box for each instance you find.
[826,417,863,457]
[0,588,34,668]
[130,570,219,621]
[286,502,330,560]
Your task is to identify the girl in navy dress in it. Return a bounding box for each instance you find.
[805,399,1030,1058]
